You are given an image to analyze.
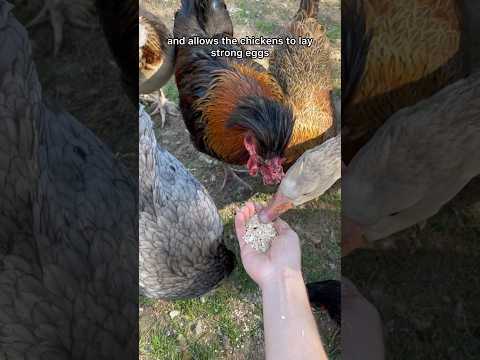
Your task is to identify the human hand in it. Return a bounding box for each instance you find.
[234,202,302,290]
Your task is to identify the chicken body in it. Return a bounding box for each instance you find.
[342,0,470,163]
[0,2,137,357]
[139,105,235,299]
[343,71,480,242]
[257,0,339,222]
[269,0,336,165]
[174,0,294,185]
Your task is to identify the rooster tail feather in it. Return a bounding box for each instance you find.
[176,0,233,37]
[341,0,371,106]
[227,96,294,159]
[295,0,319,21]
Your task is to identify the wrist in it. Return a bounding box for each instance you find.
[260,268,304,293]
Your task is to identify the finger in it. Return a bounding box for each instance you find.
[245,201,256,217]
[272,217,292,234]
[234,210,247,240]
[235,202,257,240]
[253,202,264,213]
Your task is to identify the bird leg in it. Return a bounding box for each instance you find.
[27,0,65,56]
[147,90,179,128]
[26,0,97,56]
[221,165,253,192]
[229,167,249,173]
[150,90,168,127]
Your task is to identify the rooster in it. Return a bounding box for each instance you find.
[173,0,294,187]
[342,0,470,163]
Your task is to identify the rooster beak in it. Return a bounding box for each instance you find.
[258,191,294,223]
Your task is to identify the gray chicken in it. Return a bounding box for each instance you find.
[139,104,235,299]
[0,2,138,357]
[104,0,235,296]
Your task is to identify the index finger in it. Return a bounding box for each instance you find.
[234,202,256,241]
[272,217,293,235]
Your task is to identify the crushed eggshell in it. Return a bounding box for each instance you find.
[244,214,277,253]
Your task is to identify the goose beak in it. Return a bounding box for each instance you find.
[258,191,294,223]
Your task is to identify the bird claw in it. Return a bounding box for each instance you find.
[26,0,96,56]
[26,1,50,28]
[26,0,64,56]
[221,166,253,192]
[145,91,179,129]
[151,103,167,128]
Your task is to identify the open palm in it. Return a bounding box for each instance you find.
[235,202,302,289]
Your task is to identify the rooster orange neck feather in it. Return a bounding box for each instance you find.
[195,64,286,164]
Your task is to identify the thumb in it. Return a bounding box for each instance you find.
[273,217,292,235]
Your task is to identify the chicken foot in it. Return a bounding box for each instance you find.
[26,0,96,56]
[142,90,179,128]
[221,165,253,192]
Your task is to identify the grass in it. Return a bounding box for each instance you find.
[343,203,480,359]
[140,189,341,359]
[140,283,266,359]
[255,19,277,34]
[163,80,180,103]
[326,24,341,42]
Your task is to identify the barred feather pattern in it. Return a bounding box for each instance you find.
[139,105,235,299]
[342,0,469,162]
[0,4,138,358]
[270,6,335,165]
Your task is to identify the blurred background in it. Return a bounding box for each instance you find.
[12,0,137,173]
[342,0,480,358]
[139,0,341,358]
